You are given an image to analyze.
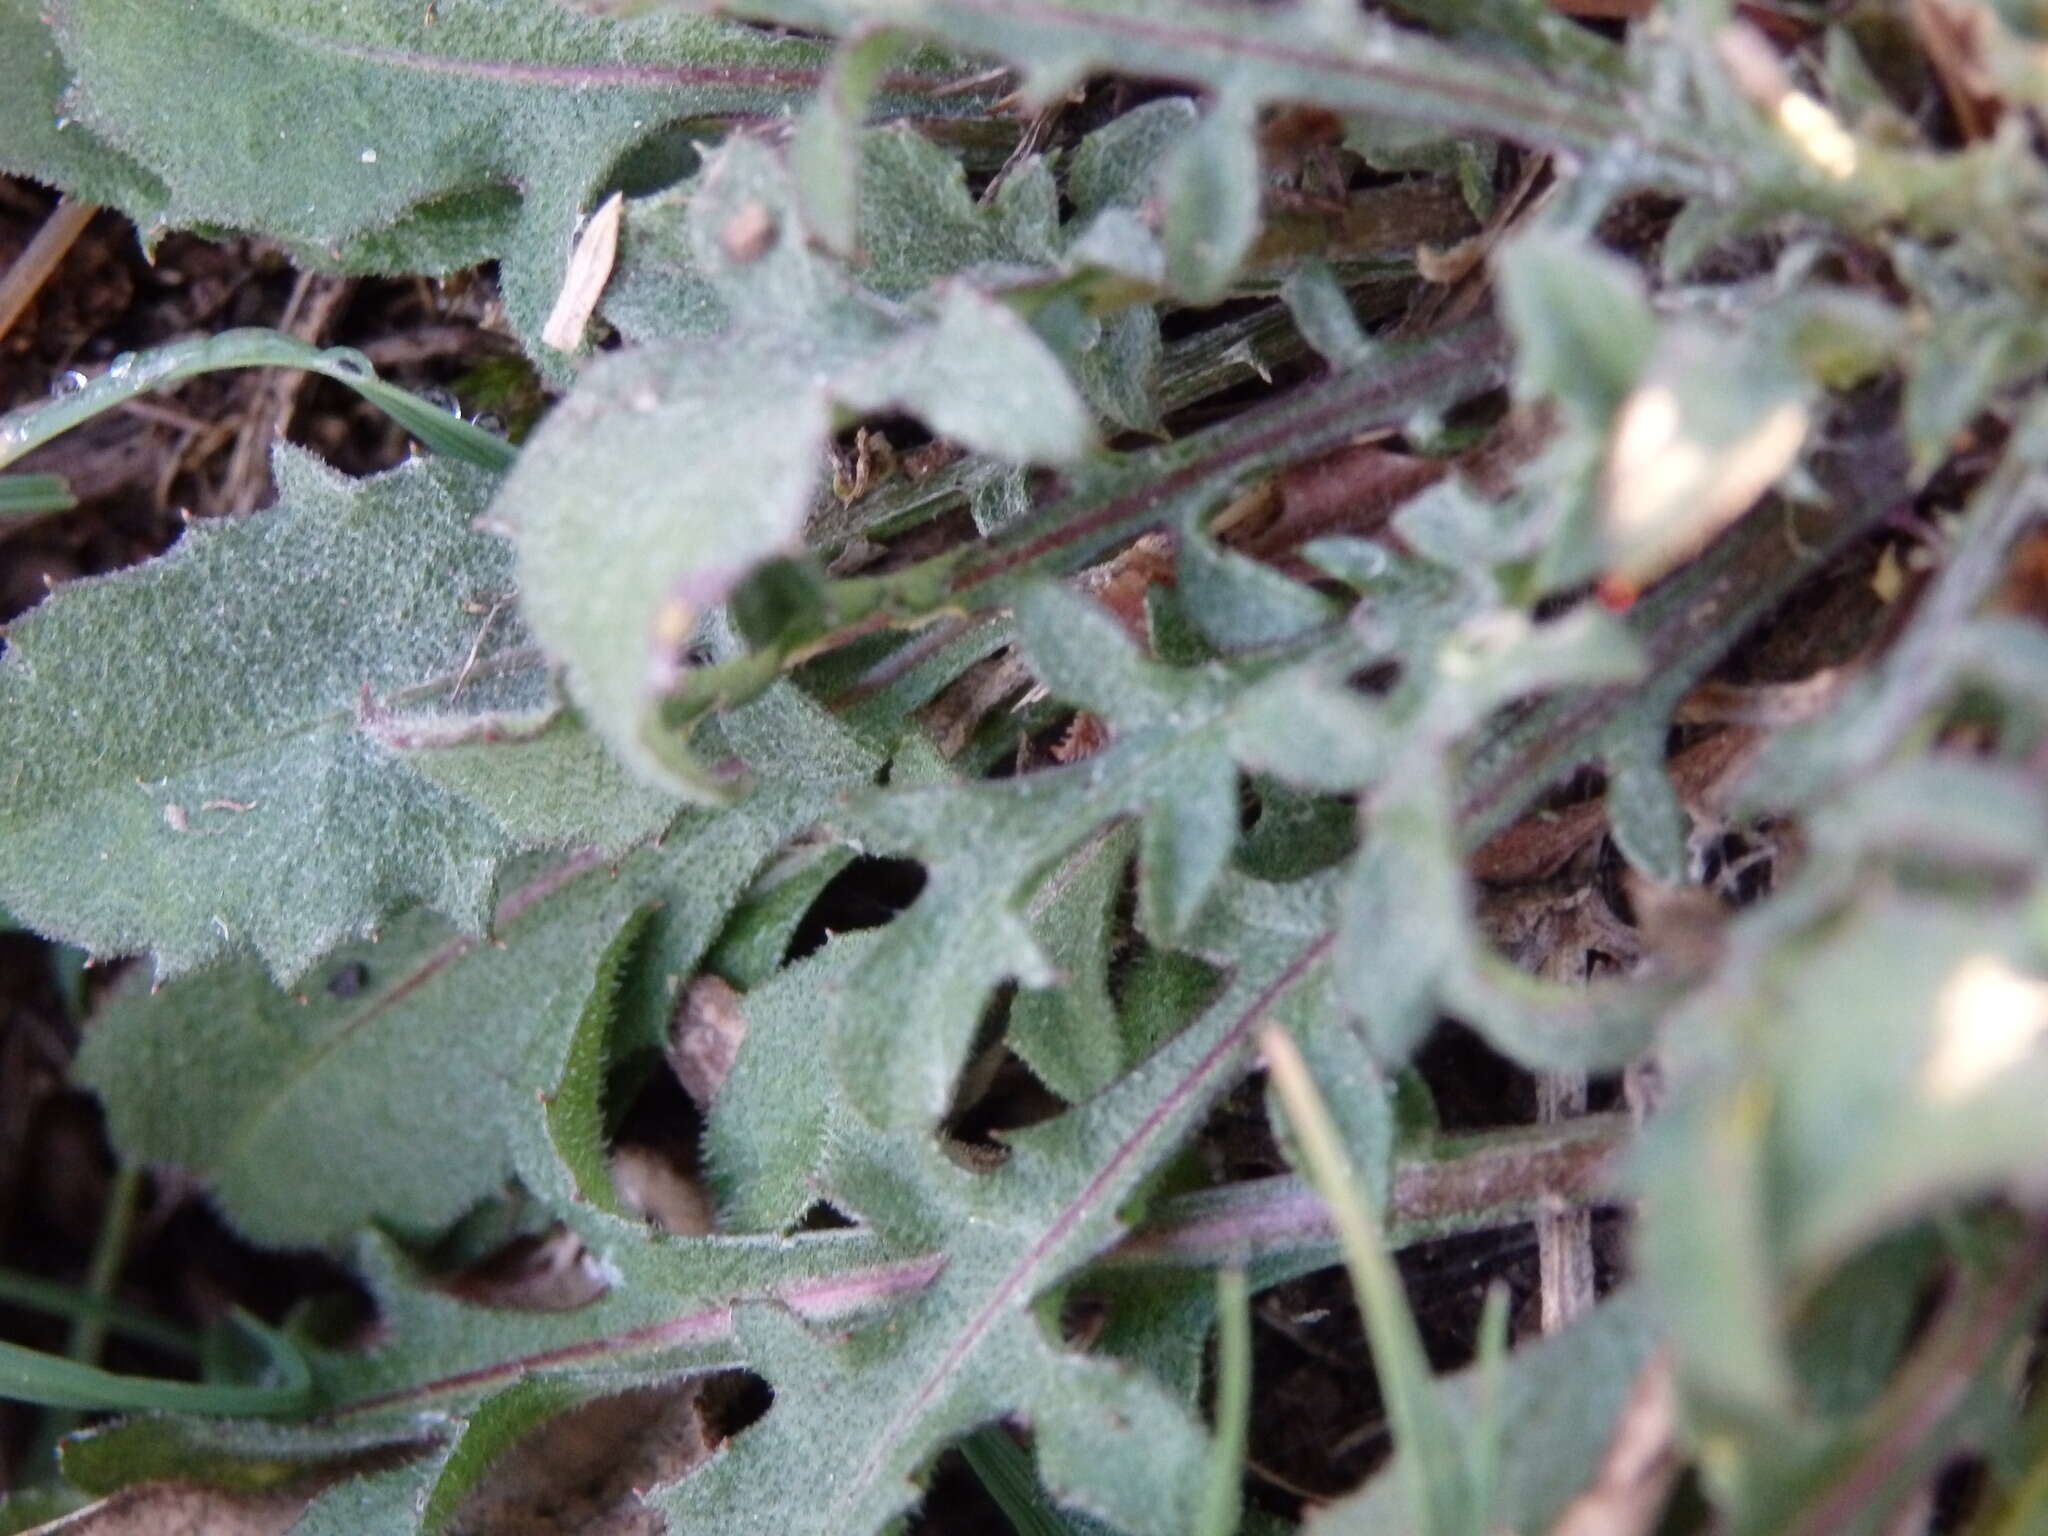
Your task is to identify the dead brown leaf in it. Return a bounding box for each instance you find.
[610,1143,716,1236]
[667,974,747,1108]
[1909,0,2004,138]
[447,1383,719,1536]
[27,1485,305,1536]
[442,1225,608,1312]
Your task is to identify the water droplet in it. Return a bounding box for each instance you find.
[320,346,374,379]
[418,387,460,415]
[359,148,378,164]
[52,370,89,397]
[469,412,505,437]
[107,351,137,380]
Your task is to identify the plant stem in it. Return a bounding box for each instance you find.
[65,1164,142,1372]
[1106,1114,1629,1270]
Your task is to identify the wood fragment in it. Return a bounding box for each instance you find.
[1536,1069,1597,1334]
[221,271,356,515]
[0,196,98,346]
[541,190,625,352]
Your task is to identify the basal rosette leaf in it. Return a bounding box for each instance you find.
[27,0,990,353]
[655,873,1336,1534]
[824,582,1388,1130]
[0,0,159,208]
[76,763,850,1247]
[0,448,671,982]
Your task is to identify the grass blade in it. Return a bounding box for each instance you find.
[1261,1024,1470,1536]
[959,1425,1080,1536]
[1196,1267,1252,1536]
[0,472,76,518]
[0,329,515,476]
[0,1314,311,1418]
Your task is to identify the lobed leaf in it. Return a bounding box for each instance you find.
[0,449,634,981]
[22,0,996,353]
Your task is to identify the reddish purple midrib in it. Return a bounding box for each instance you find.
[329,1252,945,1417]
[833,932,1333,1519]
[332,41,982,99]
[930,0,1649,152]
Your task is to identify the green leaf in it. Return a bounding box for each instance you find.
[1136,749,1238,942]
[76,796,808,1246]
[0,0,159,208]
[1495,228,1657,427]
[1068,97,1197,222]
[1176,519,1340,652]
[656,874,1334,1534]
[0,328,515,474]
[29,0,992,353]
[1010,827,1137,1105]
[615,0,1721,195]
[61,1415,410,1497]
[0,473,76,519]
[498,134,1092,797]
[1159,98,1262,304]
[1338,775,1464,1062]
[790,30,911,257]
[704,930,887,1232]
[0,450,582,981]
[1281,260,1375,369]
[0,1314,310,1416]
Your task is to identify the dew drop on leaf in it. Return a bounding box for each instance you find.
[320,347,375,379]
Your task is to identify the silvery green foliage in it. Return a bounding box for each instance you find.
[9,0,2048,1531]
[0,449,672,981]
[497,133,1093,797]
[14,0,992,352]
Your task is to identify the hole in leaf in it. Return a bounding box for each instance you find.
[785,856,926,963]
[946,1042,1065,1149]
[792,1201,855,1233]
[909,1439,1016,1535]
[600,122,712,200]
[438,1226,609,1313]
[1347,657,1403,696]
[699,1369,774,1442]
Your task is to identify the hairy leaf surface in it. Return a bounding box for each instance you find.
[0,450,643,981]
